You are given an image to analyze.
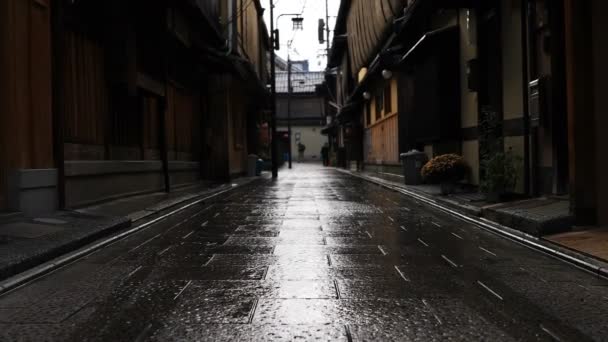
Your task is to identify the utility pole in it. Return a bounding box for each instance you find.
[269,0,279,179]
[287,57,293,169]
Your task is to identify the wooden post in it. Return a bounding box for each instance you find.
[161,0,171,193]
[51,0,66,208]
[563,0,597,224]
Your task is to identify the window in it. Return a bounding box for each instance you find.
[375,90,383,121]
[384,83,392,114]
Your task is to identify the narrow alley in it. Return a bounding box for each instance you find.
[0,164,606,341]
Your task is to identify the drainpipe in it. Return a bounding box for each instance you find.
[161,1,171,193]
[521,0,531,196]
[227,0,238,55]
[51,0,66,209]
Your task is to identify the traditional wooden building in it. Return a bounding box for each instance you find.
[0,0,269,215]
[325,0,608,227]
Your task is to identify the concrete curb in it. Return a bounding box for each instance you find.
[339,168,608,280]
[0,176,264,296]
[0,217,131,281]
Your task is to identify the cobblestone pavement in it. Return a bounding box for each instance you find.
[1,164,607,341]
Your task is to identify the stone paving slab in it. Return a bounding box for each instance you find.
[146,323,349,342]
[0,164,606,341]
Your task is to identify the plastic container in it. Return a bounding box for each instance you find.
[399,150,428,185]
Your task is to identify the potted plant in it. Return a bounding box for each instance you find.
[421,154,468,195]
[480,147,522,202]
[478,109,522,202]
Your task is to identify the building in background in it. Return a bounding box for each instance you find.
[274,55,306,72]
[0,0,269,216]
[324,0,608,228]
[276,69,326,163]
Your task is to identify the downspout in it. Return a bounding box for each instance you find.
[160,1,171,193]
[521,0,531,196]
[225,0,238,56]
[51,0,66,209]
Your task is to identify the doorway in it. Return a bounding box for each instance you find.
[527,0,569,195]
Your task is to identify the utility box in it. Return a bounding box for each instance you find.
[248,154,258,177]
[400,150,428,185]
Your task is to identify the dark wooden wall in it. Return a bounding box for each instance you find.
[62,30,108,159]
[0,0,54,209]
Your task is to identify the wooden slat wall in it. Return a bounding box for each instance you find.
[202,74,230,180]
[237,0,266,81]
[174,88,194,159]
[166,84,197,161]
[367,114,399,164]
[228,80,248,175]
[346,0,404,78]
[142,95,160,159]
[0,0,53,209]
[62,31,108,146]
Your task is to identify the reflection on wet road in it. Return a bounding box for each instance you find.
[1,164,607,341]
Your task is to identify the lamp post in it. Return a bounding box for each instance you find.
[272,13,303,170]
[287,57,293,169]
[269,1,278,179]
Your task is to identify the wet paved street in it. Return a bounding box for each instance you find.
[1,164,607,341]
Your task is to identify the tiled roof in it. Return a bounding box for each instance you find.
[276,71,325,94]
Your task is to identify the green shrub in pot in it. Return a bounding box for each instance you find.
[480,147,522,202]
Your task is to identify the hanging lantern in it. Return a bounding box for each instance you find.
[292,17,304,31]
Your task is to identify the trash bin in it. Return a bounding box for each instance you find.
[400,150,428,185]
[256,159,264,176]
[247,154,258,177]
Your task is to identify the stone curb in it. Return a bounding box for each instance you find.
[0,216,131,282]
[0,176,265,295]
[339,168,608,280]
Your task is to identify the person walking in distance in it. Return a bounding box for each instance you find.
[297,142,306,163]
[321,143,329,166]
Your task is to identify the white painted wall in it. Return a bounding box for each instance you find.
[279,126,327,161]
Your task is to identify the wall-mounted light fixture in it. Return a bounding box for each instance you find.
[382,69,393,80]
[292,17,304,30]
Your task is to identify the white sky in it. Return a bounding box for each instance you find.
[262,0,341,71]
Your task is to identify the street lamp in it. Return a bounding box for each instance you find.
[292,17,304,30]
[268,2,279,179]
[273,13,303,170]
[382,69,393,80]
